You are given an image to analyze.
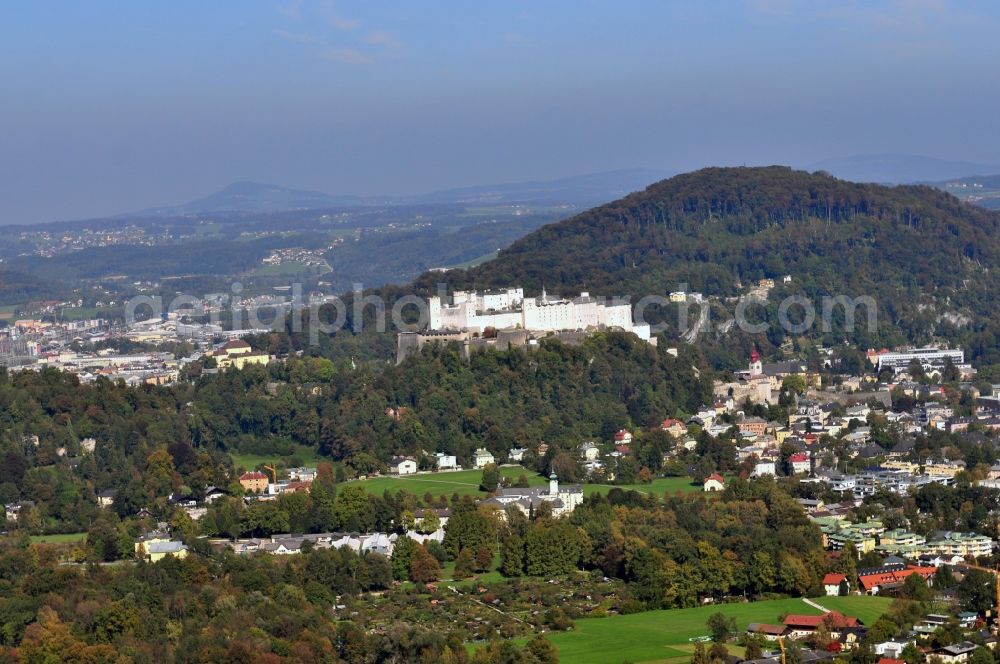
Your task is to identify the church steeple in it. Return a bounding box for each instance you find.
[749,348,762,375]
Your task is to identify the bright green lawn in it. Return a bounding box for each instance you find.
[545,596,891,664]
[30,532,87,544]
[352,466,547,498]
[230,445,325,473]
[582,476,702,497]
[352,468,702,500]
[809,595,893,626]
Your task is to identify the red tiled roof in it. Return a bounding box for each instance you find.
[705,473,725,484]
[784,612,859,629]
[789,453,809,462]
[240,471,268,481]
[879,659,905,664]
[750,624,787,635]
[858,566,935,592]
[823,573,847,585]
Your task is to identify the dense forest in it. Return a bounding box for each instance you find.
[0,332,711,533]
[418,167,1000,358]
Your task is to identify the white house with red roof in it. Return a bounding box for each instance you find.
[660,419,687,437]
[789,452,811,475]
[613,429,633,446]
[703,473,725,492]
[823,572,848,596]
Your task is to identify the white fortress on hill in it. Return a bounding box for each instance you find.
[428,287,650,340]
[397,287,654,363]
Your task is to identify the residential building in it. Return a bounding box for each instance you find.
[209,339,270,370]
[703,473,726,492]
[97,489,115,508]
[753,460,776,478]
[858,566,936,594]
[388,456,418,475]
[434,452,458,470]
[823,573,847,596]
[661,418,687,437]
[473,448,495,468]
[239,471,269,494]
[613,429,633,446]
[579,441,600,461]
[789,453,811,475]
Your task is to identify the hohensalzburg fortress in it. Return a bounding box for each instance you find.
[398,287,652,362]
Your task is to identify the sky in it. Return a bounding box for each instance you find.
[1,0,999,224]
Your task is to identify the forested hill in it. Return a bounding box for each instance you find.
[417,166,1000,355]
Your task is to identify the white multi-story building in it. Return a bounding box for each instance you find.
[427,288,651,341]
[876,347,965,372]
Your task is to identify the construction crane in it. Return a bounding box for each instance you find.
[261,464,278,485]
[957,562,1000,631]
[777,636,786,664]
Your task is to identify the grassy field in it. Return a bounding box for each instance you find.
[30,532,87,544]
[810,595,893,626]
[582,476,703,497]
[230,445,326,472]
[351,466,547,498]
[443,250,500,270]
[56,306,104,321]
[544,596,891,664]
[350,467,703,500]
[0,304,18,321]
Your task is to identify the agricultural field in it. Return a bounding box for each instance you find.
[544,596,891,664]
[0,304,19,321]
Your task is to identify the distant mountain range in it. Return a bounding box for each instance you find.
[804,154,1000,185]
[130,168,670,217]
[135,181,367,216]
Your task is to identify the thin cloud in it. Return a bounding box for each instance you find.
[275,0,302,20]
[322,47,373,65]
[273,29,322,45]
[316,0,360,31]
[363,30,402,49]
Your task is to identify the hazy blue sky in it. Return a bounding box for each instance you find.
[2,0,999,223]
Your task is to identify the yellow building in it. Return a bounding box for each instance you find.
[135,533,189,562]
[924,461,966,478]
[882,460,919,473]
[211,339,270,369]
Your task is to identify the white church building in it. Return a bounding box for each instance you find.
[480,472,584,517]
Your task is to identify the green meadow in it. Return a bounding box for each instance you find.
[544,595,891,664]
